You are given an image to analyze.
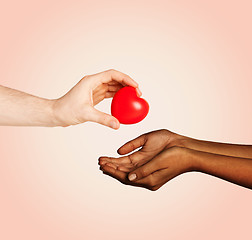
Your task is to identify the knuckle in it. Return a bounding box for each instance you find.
[102,84,109,92]
[160,129,168,134]
[147,185,157,191]
[107,69,116,73]
[147,175,157,188]
[82,75,90,81]
[97,114,109,124]
[151,186,159,191]
[138,167,147,177]
[128,154,134,164]
[111,168,116,175]
[141,133,148,143]
[148,177,156,187]
[129,141,136,150]
[124,73,131,79]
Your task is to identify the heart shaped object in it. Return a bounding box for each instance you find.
[111,86,149,124]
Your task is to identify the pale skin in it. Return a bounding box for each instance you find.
[99,129,252,191]
[0,69,141,129]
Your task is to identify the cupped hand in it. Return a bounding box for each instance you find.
[99,129,180,172]
[100,146,194,191]
[52,69,141,129]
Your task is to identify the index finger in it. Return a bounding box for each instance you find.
[118,134,147,155]
[93,69,138,88]
[101,164,128,184]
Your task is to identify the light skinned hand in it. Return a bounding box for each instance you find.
[0,69,140,128]
[52,69,141,129]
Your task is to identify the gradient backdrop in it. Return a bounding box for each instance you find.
[0,0,252,239]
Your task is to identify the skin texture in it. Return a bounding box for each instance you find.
[0,69,141,129]
[99,129,252,191]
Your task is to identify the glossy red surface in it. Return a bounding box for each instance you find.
[111,86,149,124]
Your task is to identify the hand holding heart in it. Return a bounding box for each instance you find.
[52,69,141,129]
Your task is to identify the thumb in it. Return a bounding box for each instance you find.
[88,108,120,129]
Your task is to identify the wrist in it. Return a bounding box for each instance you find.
[167,146,198,173]
[175,135,195,149]
[50,99,71,127]
[185,148,205,173]
[167,132,189,149]
[177,147,197,172]
[31,98,61,127]
[171,147,200,173]
[45,99,62,127]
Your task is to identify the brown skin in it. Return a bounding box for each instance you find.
[99,129,252,191]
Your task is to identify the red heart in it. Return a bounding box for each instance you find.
[111,86,149,124]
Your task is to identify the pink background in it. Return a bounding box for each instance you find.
[0,0,252,239]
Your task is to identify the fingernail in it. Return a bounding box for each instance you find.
[128,173,137,181]
[136,88,142,97]
[110,121,118,129]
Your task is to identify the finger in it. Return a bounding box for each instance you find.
[118,165,134,172]
[151,184,162,191]
[101,164,168,191]
[93,86,119,103]
[92,84,108,99]
[102,162,135,172]
[100,150,144,166]
[93,94,105,106]
[105,92,116,98]
[127,156,164,181]
[108,80,120,85]
[101,147,154,172]
[93,81,121,90]
[133,169,169,189]
[99,156,130,165]
[108,84,123,92]
[99,160,133,170]
[93,84,122,100]
[93,83,106,94]
[93,69,138,88]
[100,165,146,189]
[88,108,120,129]
[136,87,142,97]
[118,134,147,155]
[103,162,117,170]
[109,80,141,96]
[101,164,128,183]
[99,162,132,173]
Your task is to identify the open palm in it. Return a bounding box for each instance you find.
[99,129,177,172]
